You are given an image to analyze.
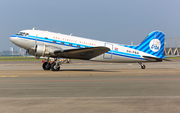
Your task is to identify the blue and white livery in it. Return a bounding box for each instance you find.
[10,29,167,71]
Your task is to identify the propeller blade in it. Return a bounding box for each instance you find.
[34,34,37,48]
[31,34,38,56]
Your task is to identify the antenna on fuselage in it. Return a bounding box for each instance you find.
[32,27,38,30]
[131,41,133,45]
[70,33,73,36]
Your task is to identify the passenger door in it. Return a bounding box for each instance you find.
[103,43,113,59]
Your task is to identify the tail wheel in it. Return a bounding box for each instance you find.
[42,62,51,70]
[51,63,60,71]
[141,65,146,69]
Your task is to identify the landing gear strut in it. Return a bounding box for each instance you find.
[138,62,146,69]
[51,58,60,71]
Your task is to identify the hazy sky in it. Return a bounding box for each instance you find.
[0,0,180,51]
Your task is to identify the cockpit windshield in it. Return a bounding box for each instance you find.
[16,32,29,36]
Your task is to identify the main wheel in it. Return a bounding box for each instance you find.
[42,62,51,70]
[51,63,60,71]
[141,65,146,69]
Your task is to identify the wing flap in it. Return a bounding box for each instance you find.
[54,46,110,60]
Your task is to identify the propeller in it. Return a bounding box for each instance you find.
[34,34,37,49]
[31,34,38,56]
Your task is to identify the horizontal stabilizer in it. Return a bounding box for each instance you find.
[143,56,171,62]
[54,46,110,60]
[165,55,180,58]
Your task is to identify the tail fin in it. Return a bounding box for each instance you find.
[135,31,165,58]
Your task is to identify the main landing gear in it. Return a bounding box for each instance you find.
[42,62,51,70]
[138,62,146,69]
[42,57,69,71]
[42,57,51,70]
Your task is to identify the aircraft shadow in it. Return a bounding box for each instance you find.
[60,69,119,72]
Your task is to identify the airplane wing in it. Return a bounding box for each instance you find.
[143,56,171,61]
[54,46,110,60]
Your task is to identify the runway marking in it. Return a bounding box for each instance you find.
[11,75,18,77]
[0,75,18,77]
[0,79,180,82]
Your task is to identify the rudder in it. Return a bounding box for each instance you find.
[136,31,165,59]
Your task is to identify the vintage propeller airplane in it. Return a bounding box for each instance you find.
[10,28,167,71]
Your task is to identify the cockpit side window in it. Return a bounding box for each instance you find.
[16,32,29,36]
[25,33,29,36]
[16,32,25,36]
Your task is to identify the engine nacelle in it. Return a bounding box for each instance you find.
[34,44,61,57]
[35,44,46,56]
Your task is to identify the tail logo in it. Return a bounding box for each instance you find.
[149,39,161,52]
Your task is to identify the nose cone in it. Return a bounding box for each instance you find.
[10,35,19,46]
[10,36,15,43]
[10,36,13,42]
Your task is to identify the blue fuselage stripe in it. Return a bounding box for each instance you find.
[11,35,147,61]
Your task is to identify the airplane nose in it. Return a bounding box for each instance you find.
[10,36,17,44]
[9,36,14,42]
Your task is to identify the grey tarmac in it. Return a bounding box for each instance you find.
[0,60,180,113]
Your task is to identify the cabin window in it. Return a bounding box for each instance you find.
[61,42,64,45]
[53,41,56,43]
[77,45,80,48]
[45,37,48,39]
